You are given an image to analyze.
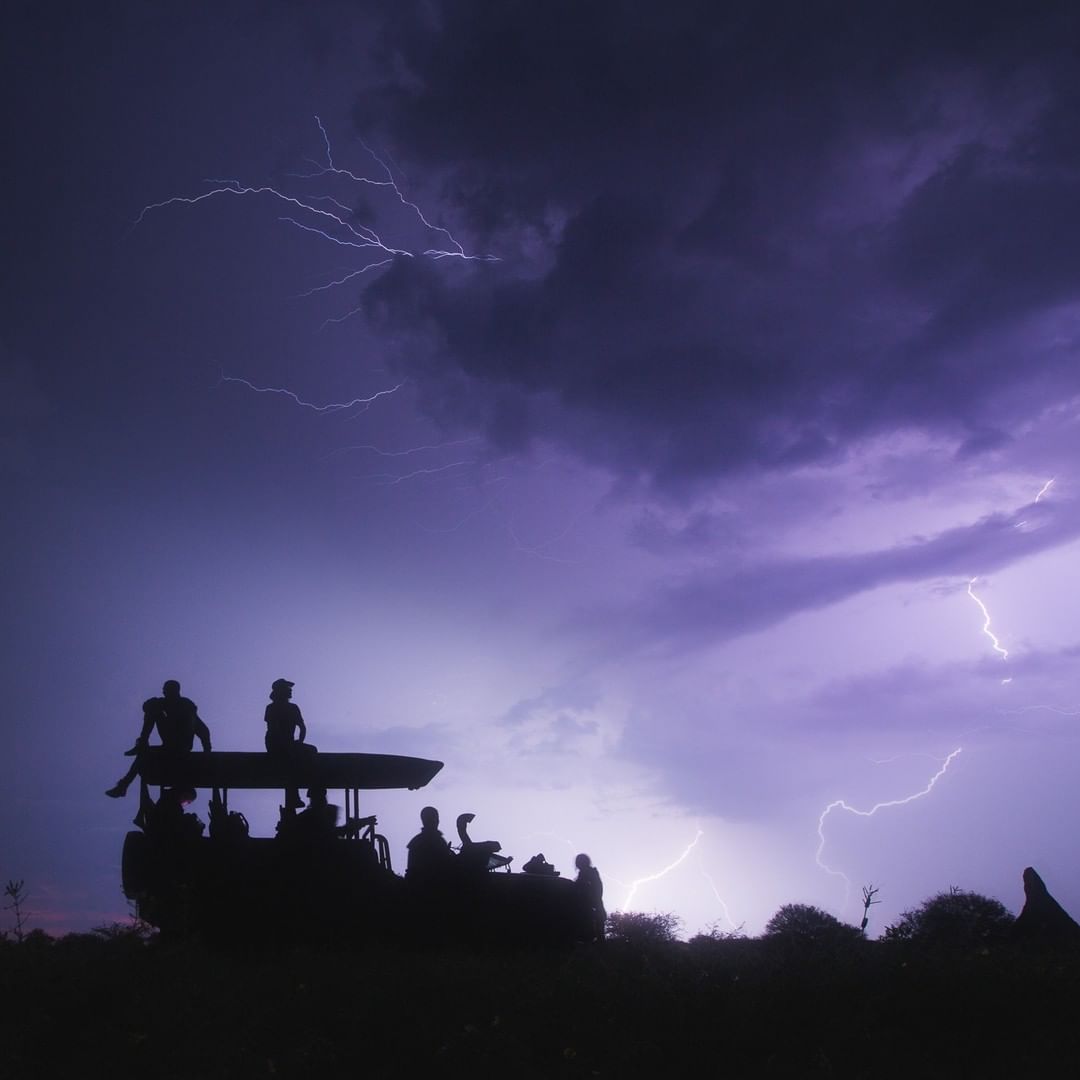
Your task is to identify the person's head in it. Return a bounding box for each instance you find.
[420,806,440,830]
[306,787,328,805]
[271,678,294,701]
[162,679,181,698]
[575,853,592,872]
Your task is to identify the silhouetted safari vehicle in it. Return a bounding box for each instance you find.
[120,749,593,946]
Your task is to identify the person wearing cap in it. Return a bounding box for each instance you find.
[264,678,310,810]
[106,680,212,798]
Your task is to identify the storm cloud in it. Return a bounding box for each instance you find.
[353,2,1080,491]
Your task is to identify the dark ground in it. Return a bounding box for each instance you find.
[2,930,1077,1078]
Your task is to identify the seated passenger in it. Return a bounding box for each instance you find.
[406,806,455,880]
[144,787,205,842]
[291,787,340,842]
[264,678,316,811]
[106,680,212,798]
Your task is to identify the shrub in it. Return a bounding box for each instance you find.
[689,920,746,944]
[605,911,681,947]
[763,903,862,948]
[884,887,1014,950]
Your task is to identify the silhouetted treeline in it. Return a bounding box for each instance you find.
[3,912,1080,1078]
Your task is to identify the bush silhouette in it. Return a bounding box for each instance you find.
[763,903,862,948]
[884,887,1014,950]
[605,910,681,947]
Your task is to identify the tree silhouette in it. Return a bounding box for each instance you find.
[763,903,862,948]
[3,880,30,943]
[884,887,1014,950]
[605,911,681,947]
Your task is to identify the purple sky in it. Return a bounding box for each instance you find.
[5,2,1080,936]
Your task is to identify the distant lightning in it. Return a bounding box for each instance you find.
[296,259,394,299]
[136,117,497,330]
[815,748,962,904]
[865,752,941,766]
[141,120,502,490]
[521,831,579,855]
[322,437,481,461]
[966,577,1009,662]
[363,461,475,486]
[218,374,403,414]
[700,868,739,931]
[620,829,704,911]
[999,703,1080,718]
[1016,477,1057,527]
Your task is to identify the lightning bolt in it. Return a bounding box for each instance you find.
[1034,477,1056,502]
[219,373,403,414]
[966,577,1009,662]
[322,438,481,460]
[700,868,739,931]
[139,121,507,490]
[999,703,1080,718]
[815,748,962,905]
[136,116,497,330]
[362,461,476,486]
[620,829,704,912]
[864,752,941,766]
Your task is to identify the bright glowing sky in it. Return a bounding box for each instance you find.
[5,2,1080,937]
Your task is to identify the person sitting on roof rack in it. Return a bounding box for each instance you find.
[264,678,317,811]
[456,812,512,873]
[106,680,212,798]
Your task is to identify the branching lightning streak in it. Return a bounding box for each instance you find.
[295,261,393,298]
[865,752,941,766]
[521,831,580,857]
[362,461,475,486]
[322,438,481,461]
[219,374,402,414]
[966,577,1009,661]
[815,748,962,904]
[620,829,704,912]
[136,117,497,326]
[999,703,1080,717]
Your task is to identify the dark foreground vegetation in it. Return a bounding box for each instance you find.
[3,908,1079,1080]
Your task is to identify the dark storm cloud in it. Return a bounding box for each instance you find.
[356,2,1080,489]
[602,495,1080,654]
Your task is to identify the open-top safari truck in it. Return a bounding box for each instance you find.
[119,748,593,946]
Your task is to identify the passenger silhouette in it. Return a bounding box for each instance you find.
[106,680,212,798]
[406,806,455,880]
[264,678,315,810]
[574,853,606,941]
[456,812,512,872]
[279,787,375,843]
[291,787,340,842]
[144,786,205,841]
